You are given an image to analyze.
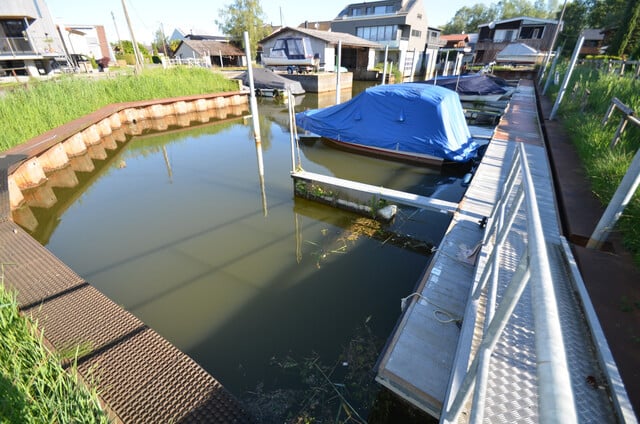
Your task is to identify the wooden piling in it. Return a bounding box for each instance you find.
[13,158,47,189]
[39,144,70,173]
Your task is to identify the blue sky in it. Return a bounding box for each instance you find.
[45,0,495,44]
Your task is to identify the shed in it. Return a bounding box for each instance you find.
[496,42,546,64]
[173,39,245,67]
[259,26,380,72]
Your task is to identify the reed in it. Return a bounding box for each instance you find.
[0,67,239,152]
[546,65,640,262]
[0,269,108,422]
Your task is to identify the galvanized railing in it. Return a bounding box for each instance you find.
[442,143,577,423]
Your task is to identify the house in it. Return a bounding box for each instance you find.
[330,0,427,77]
[580,28,605,56]
[423,26,445,79]
[0,0,68,76]
[258,26,380,73]
[60,24,113,69]
[173,38,245,67]
[441,34,469,49]
[298,21,332,31]
[474,17,562,64]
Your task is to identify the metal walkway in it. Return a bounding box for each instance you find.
[376,80,637,422]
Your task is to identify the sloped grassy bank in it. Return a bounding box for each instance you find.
[0,67,239,152]
[547,66,640,263]
[0,275,108,422]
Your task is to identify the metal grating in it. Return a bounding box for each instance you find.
[0,221,254,423]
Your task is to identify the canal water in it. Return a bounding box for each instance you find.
[18,87,469,422]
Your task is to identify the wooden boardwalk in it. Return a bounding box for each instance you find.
[376,80,636,422]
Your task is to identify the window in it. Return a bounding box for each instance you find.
[520,26,544,39]
[411,29,422,37]
[494,29,515,42]
[417,13,423,19]
[352,7,363,16]
[356,25,398,41]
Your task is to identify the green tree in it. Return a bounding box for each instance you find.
[442,3,498,33]
[152,27,170,56]
[556,0,591,55]
[215,0,270,58]
[607,0,640,57]
[442,0,555,34]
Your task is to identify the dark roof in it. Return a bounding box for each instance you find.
[259,26,380,49]
[478,16,559,28]
[582,29,605,41]
[178,39,244,56]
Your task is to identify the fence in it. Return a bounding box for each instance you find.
[442,143,577,423]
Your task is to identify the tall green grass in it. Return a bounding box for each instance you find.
[545,65,640,262]
[0,268,109,423]
[0,67,239,152]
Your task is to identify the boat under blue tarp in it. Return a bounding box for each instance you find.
[295,83,480,165]
[418,73,512,101]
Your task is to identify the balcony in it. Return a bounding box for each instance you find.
[0,36,35,56]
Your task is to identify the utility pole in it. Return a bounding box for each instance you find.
[121,0,143,73]
[111,11,123,55]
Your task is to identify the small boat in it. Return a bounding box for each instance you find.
[295,83,482,167]
[235,67,305,97]
[261,37,319,72]
[418,73,515,102]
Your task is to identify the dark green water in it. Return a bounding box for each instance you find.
[18,90,465,422]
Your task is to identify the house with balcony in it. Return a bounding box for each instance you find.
[474,17,562,64]
[330,0,427,78]
[258,26,380,73]
[0,0,68,77]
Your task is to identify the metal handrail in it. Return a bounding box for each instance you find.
[443,143,577,423]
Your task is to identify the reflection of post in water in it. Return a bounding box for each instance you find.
[161,146,173,183]
[244,31,267,216]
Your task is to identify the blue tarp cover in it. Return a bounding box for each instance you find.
[295,83,479,162]
[421,73,508,96]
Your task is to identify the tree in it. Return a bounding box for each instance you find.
[152,27,170,56]
[556,0,591,55]
[216,0,270,58]
[442,4,498,34]
[442,0,555,34]
[607,0,640,57]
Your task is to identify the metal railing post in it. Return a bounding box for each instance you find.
[520,144,577,423]
[549,33,585,120]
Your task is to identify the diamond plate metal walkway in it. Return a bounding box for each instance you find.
[376,80,637,423]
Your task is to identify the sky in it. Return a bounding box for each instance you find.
[45,0,496,44]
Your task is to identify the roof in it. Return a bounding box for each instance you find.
[479,16,560,28]
[177,39,244,56]
[441,34,469,42]
[582,28,604,41]
[259,26,381,49]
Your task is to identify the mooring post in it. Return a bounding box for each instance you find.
[335,40,342,104]
[243,31,264,182]
[381,45,389,85]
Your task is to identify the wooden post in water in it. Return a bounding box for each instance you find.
[335,40,342,104]
[381,45,389,85]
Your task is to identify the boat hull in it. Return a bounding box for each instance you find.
[321,137,445,167]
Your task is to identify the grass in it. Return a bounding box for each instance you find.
[544,64,640,263]
[0,267,109,423]
[0,67,239,152]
